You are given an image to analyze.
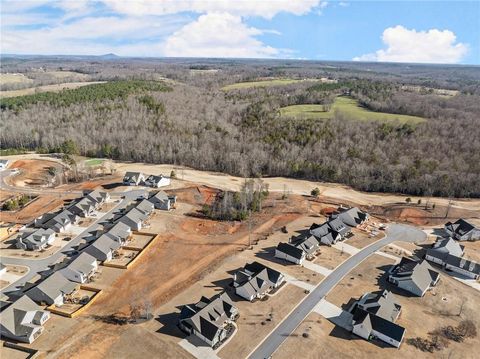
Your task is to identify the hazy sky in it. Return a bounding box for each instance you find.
[1,0,478,64]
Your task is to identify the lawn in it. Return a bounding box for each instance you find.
[222,78,317,91]
[280,97,426,124]
[85,158,105,166]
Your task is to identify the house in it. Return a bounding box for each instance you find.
[0,159,9,169]
[233,262,284,301]
[350,290,405,348]
[136,199,154,215]
[26,272,77,306]
[68,197,97,217]
[294,235,321,259]
[144,174,171,188]
[310,220,345,245]
[444,219,480,241]
[67,191,108,218]
[16,228,55,251]
[178,292,239,347]
[0,263,6,275]
[60,252,98,283]
[85,190,110,204]
[123,172,145,186]
[388,258,440,296]
[275,235,320,264]
[84,234,121,262]
[332,207,369,228]
[425,238,480,280]
[106,221,132,243]
[42,210,78,233]
[275,242,306,264]
[0,296,50,343]
[148,190,176,210]
[120,208,149,231]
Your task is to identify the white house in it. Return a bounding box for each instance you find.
[0,296,50,343]
[60,252,98,283]
[0,159,9,170]
[144,174,171,188]
[275,242,305,264]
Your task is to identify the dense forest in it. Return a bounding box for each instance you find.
[1,57,479,197]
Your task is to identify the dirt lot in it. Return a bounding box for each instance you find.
[8,159,65,187]
[345,228,384,249]
[0,195,68,224]
[314,245,351,269]
[127,233,155,249]
[460,240,480,263]
[52,288,99,315]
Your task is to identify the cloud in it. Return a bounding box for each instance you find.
[162,12,283,58]
[353,25,468,64]
[102,0,324,19]
[339,2,349,7]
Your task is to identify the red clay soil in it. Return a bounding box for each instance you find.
[181,218,241,236]
[0,195,68,224]
[172,185,221,206]
[86,211,301,317]
[10,159,64,187]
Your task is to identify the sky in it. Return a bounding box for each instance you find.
[1,0,479,65]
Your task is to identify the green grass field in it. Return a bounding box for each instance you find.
[280,97,426,124]
[85,158,105,166]
[222,78,317,91]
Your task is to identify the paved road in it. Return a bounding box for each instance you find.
[0,190,146,296]
[248,224,426,359]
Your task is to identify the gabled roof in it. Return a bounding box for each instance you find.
[243,261,283,285]
[353,307,405,342]
[123,172,143,182]
[85,190,108,204]
[63,252,96,275]
[179,292,237,341]
[136,199,154,214]
[276,242,304,260]
[27,272,77,301]
[145,175,165,183]
[107,221,131,240]
[445,219,476,236]
[0,296,46,337]
[294,235,319,256]
[43,210,75,230]
[149,190,169,201]
[428,237,464,258]
[86,234,121,255]
[357,290,400,322]
[19,228,55,245]
[390,258,437,293]
[335,207,368,227]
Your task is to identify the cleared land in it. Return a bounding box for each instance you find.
[222,78,317,91]
[0,73,34,85]
[280,97,426,124]
[0,81,106,98]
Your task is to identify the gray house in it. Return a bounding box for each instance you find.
[84,234,121,262]
[144,174,170,188]
[148,190,176,210]
[444,219,480,241]
[332,207,369,228]
[178,292,239,347]
[275,242,306,264]
[16,228,55,251]
[425,238,480,280]
[60,252,98,283]
[136,199,154,215]
[350,290,405,348]
[27,272,78,306]
[388,258,440,296]
[106,221,132,244]
[42,210,78,233]
[120,208,149,231]
[233,262,285,301]
[123,172,145,186]
[0,296,50,343]
[310,220,346,245]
